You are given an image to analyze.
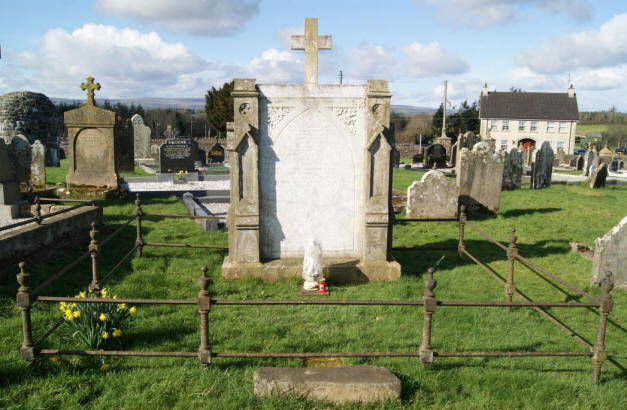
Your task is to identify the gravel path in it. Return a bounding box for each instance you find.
[121,180,230,192]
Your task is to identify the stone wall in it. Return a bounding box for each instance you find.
[0,91,60,166]
[395,143,423,158]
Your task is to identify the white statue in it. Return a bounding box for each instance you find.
[302,239,322,290]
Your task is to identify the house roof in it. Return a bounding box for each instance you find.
[480,91,578,121]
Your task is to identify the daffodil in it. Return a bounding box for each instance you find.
[129,306,136,315]
[79,291,86,298]
[102,331,109,340]
[99,313,108,321]
[101,288,108,297]
[65,311,74,321]
[112,329,122,337]
[49,356,61,365]
[73,310,80,318]
[113,295,118,299]
[100,363,110,371]
[118,303,126,310]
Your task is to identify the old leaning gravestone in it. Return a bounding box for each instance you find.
[131,114,151,160]
[30,140,45,187]
[406,170,457,219]
[591,216,626,290]
[502,148,523,190]
[589,163,608,189]
[457,141,504,215]
[583,150,595,176]
[223,18,400,283]
[532,141,553,189]
[64,77,120,189]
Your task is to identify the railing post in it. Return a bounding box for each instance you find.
[16,262,35,362]
[197,266,211,365]
[457,205,466,265]
[505,228,517,313]
[33,195,42,225]
[419,267,437,366]
[88,222,101,292]
[592,271,613,384]
[135,194,144,257]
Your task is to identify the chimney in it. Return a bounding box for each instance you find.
[568,84,575,98]
[482,83,489,97]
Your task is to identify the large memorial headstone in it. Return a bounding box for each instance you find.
[406,170,457,219]
[131,114,151,160]
[590,216,626,290]
[64,77,119,188]
[502,148,523,190]
[30,139,46,187]
[223,18,400,283]
[159,136,196,173]
[531,141,553,189]
[457,141,504,215]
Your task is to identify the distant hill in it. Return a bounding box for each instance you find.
[51,97,437,114]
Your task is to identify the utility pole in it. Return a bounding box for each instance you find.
[338,70,343,85]
[441,80,447,139]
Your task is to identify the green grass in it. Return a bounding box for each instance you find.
[46,159,153,185]
[576,124,609,134]
[1,171,626,408]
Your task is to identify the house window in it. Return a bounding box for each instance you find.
[490,120,497,129]
[557,141,565,151]
[559,122,568,133]
[501,140,508,150]
[519,121,526,131]
[502,120,509,131]
[530,121,537,132]
[547,121,555,132]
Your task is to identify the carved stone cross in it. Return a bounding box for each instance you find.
[80,76,101,107]
[291,18,331,85]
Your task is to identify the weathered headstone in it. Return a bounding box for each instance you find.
[556,149,566,165]
[30,140,46,187]
[576,155,584,170]
[531,141,553,189]
[609,159,618,172]
[223,18,400,283]
[457,141,504,215]
[454,131,479,173]
[6,134,31,182]
[159,136,195,173]
[115,118,134,172]
[502,148,523,190]
[391,148,400,169]
[424,144,446,168]
[0,137,29,220]
[589,163,608,188]
[64,77,119,188]
[590,216,626,290]
[583,150,594,176]
[406,170,457,219]
[450,142,458,167]
[131,114,151,160]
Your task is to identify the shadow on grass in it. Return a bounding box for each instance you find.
[501,207,562,218]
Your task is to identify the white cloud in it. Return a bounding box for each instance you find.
[402,41,469,77]
[275,26,303,50]
[345,42,397,81]
[13,24,210,97]
[95,0,260,36]
[516,13,627,74]
[424,0,591,28]
[239,48,303,84]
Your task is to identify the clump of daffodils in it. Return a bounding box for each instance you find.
[59,288,136,350]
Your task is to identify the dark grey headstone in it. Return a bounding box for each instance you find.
[532,141,553,189]
[208,143,225,163]
[502,148,523,190]
[160,136,196,173]
[576,155,584,170]
[590,163,608,189]
[425,143,447,168]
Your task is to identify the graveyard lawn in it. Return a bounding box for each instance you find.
[1,173,626,409]
[46,159,153,184]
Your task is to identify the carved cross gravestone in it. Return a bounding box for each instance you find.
[223,18,400,283]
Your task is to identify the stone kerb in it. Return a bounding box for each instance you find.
[502,148,523,190]
[406,170,457,219]
[591,216,626,290]
[457,141,504,215]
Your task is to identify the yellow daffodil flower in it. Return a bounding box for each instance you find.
[113,295,118,299]
[129,306,136,314]
[101,288,108,297]
[49,356,61,365]
[102,331,109,340]
[65,311,74,321]
[112,329,122,337]
[73,310,80,318]
[79,291,86,298]
[100,363,109,371]
[118,303,126,310]
[99,313,108,321]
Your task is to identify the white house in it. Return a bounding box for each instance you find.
[479,84,579,154]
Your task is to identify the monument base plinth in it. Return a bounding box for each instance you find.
[221,256,401,284]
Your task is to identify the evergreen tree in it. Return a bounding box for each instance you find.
[205,82,234,136]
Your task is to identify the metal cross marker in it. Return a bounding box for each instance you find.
[80,76,101,106]
[291,18,332,85]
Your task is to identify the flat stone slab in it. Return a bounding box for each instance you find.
[253,366,401,404]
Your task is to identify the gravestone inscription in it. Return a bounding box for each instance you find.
[160,137,195,172]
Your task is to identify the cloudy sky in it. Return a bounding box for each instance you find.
[0,0,625,111]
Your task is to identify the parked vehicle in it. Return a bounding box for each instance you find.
[615,147,627,154]
[574,148,586,155]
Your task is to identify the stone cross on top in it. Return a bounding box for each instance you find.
[80,76,101,107]
[291,18,331,85]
